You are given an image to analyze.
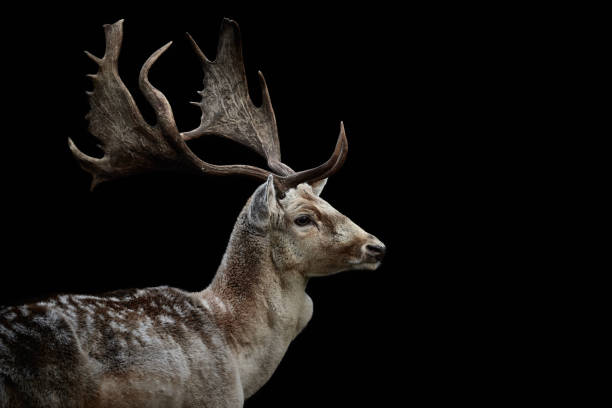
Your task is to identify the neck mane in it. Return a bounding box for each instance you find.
[194,209,312,397]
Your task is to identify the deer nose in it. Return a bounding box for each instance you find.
[365,243,386,261]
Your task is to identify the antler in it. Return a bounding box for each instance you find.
[70,19,347,194]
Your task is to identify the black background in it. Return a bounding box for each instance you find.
[0,2,565,406]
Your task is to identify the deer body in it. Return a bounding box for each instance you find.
[0,19,385,407]
[1,182,381,407]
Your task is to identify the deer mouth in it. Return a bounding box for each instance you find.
[349,258,382,271]
[362,251,385,267]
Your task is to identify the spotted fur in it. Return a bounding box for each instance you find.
[0,180,384,407]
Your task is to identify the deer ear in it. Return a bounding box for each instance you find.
[247,175,280,231]
[309,178,328,196]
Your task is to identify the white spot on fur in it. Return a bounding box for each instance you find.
[4,312,16,321]
[18,306,30,316]
[110,320,128,333]
[0,324,15,340]
[62,308,77,320]
[74,295,101,301]
[159,315,175,324]
[81,304,96,314]
[173,304,185,316]
[134,320,153,345]
[0,339,9,354]
[213,296,227,313]
[85,314,96,334]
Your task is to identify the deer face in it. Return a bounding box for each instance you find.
[247,176,385,277]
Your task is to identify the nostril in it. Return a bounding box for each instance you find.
[366,244,384,254]
[366,244,386,260]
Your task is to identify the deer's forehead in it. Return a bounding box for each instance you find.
[281,187,339,217]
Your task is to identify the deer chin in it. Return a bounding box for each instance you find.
[357,261,382,271]
[348,258,382,271]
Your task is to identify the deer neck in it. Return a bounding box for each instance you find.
[196,215,313,397]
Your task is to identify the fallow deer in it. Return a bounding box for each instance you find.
[0,19,385,407]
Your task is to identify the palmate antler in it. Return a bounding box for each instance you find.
[69,19,347,194]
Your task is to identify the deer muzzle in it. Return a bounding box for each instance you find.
[363,236,386,263]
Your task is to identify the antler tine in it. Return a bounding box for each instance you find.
[256,70,295,176]
[276,122,348,193]
[138,42,182,140]
[69,19,272,190]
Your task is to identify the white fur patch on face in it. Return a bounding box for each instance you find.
[279,183,332,213]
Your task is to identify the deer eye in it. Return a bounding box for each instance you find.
[294,215,312,227]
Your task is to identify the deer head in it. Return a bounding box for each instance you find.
[69,19,385,278]
[244,177,385,277]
